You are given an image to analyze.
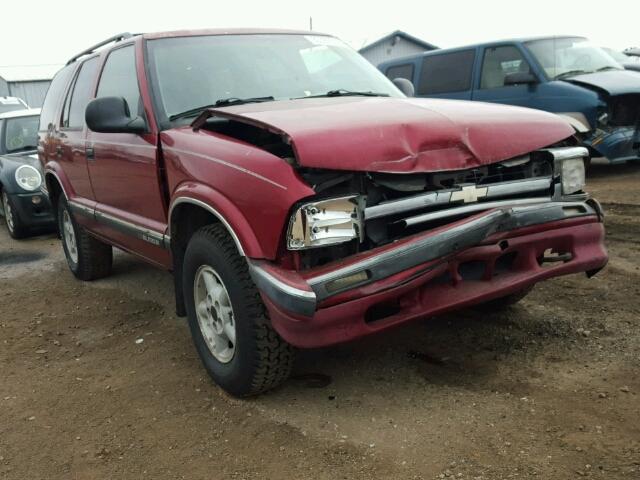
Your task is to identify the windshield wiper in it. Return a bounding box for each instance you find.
[555,70,590,80]
[595,66,621,72]
[169,96,275,121]
[297,89,390,99]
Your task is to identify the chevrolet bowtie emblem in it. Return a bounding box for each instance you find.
[450,185,488,203]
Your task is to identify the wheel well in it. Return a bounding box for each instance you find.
[45,174,63,236]
[170,203,238,317]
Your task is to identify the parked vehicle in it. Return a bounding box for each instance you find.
[0,96,29,114]
[602,48,640,73]
[40,30,607,396]
[0,108,54,238]
[380,36,640,164]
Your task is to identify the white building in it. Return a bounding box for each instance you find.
[359,30,438,67]
[0,64,62,108]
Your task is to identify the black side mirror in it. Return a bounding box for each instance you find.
[85,96,146,134]
[504,72,538,86]
[392,77,415,97]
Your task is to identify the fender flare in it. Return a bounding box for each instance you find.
[168,183,265,258]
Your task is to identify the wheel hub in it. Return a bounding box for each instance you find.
[194,265,236,364]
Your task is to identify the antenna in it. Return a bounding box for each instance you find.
[309,16,313,31]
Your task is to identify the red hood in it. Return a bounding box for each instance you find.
[197,97,574,173]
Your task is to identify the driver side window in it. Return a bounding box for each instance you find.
[481,46,531,89]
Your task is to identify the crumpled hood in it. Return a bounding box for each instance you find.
[200,97,574,173]
[564,70,640,96]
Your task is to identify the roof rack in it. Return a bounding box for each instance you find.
[66,32,135,65]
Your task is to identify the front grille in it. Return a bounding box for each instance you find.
[363,154,555,244]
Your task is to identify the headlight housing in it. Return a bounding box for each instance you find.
[14,165,42,192]
[561,158,586,195]
[287,195,364,250]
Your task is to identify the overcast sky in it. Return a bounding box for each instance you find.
[1,0,638,67]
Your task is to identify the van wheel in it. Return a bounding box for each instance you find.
[2,190,28,239]
[183,224,294,397]
[58,196,112,280]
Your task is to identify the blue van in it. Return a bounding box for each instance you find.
[379,36,640,164]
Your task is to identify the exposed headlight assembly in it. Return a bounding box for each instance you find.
[287,195,364,250]
[14,165,42,192]
[561,158,586,195]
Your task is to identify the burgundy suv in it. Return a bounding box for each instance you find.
[39,29,607,396]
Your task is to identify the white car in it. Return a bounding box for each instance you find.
[0,96,29,114]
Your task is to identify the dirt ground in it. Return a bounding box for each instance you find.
[1,163,639,480]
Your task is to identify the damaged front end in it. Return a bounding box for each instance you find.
[585,93,640,163]
[247,146,607,347]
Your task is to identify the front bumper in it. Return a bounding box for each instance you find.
[585,126,640,163]
[9,191,55,229]
[249,200,607,348]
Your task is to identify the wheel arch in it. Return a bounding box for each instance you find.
[168,187,265,316]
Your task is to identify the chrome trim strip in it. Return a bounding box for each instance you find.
[163,147,287,191]
[68,199,169,249]
[402,197,551,227]
[308,209,508,291]
[168,197,246,256]
[68,200,95,218]
[94,210,166,247]
[307,201,596,302]
[365,177,552,220]
[248,261,317,317]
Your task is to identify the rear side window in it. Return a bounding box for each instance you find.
[385,63,414,82]
[417,50,475,95]
[480,46,531,89]
[39,64,75,131]
[62,57,99,129]
[96,45,142,117]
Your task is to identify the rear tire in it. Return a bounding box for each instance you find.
[183,224,294,397]
[58,196,112,281]
[2,190,28,239]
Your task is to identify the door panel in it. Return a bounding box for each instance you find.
[58,57,99,203]
[85,43,168,265]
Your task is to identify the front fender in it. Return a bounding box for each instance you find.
[169,182,265,258]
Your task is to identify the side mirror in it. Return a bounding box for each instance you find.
[504,72,538,86]
[392,77,415,97]
[85,96,146,134]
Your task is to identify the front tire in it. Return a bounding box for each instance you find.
[58,196,113,280]
[2,190,28,239]
[183,224,294,397]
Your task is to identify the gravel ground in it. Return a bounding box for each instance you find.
[0,162,639,479]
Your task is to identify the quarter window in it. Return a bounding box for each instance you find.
[62,57,99,129]
[385,63,415,82]
[39,64,75,131]
[97,46,142,117]
[417,50,475,95]
[480,46,531,89]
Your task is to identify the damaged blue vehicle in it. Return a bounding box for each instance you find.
[380,36,640,164]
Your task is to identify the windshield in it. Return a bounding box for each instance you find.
[3,115,39,153]
[146,34,402,121]
[525,37,623,79]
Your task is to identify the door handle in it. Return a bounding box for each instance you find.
[86,146,95,160]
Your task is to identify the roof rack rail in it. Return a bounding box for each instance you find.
[66,32,134,65]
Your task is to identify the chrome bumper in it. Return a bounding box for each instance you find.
[249,199,602,317]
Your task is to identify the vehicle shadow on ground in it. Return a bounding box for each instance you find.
[588,159,640,178]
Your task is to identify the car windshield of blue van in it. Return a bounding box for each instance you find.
[525,37,624,80]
